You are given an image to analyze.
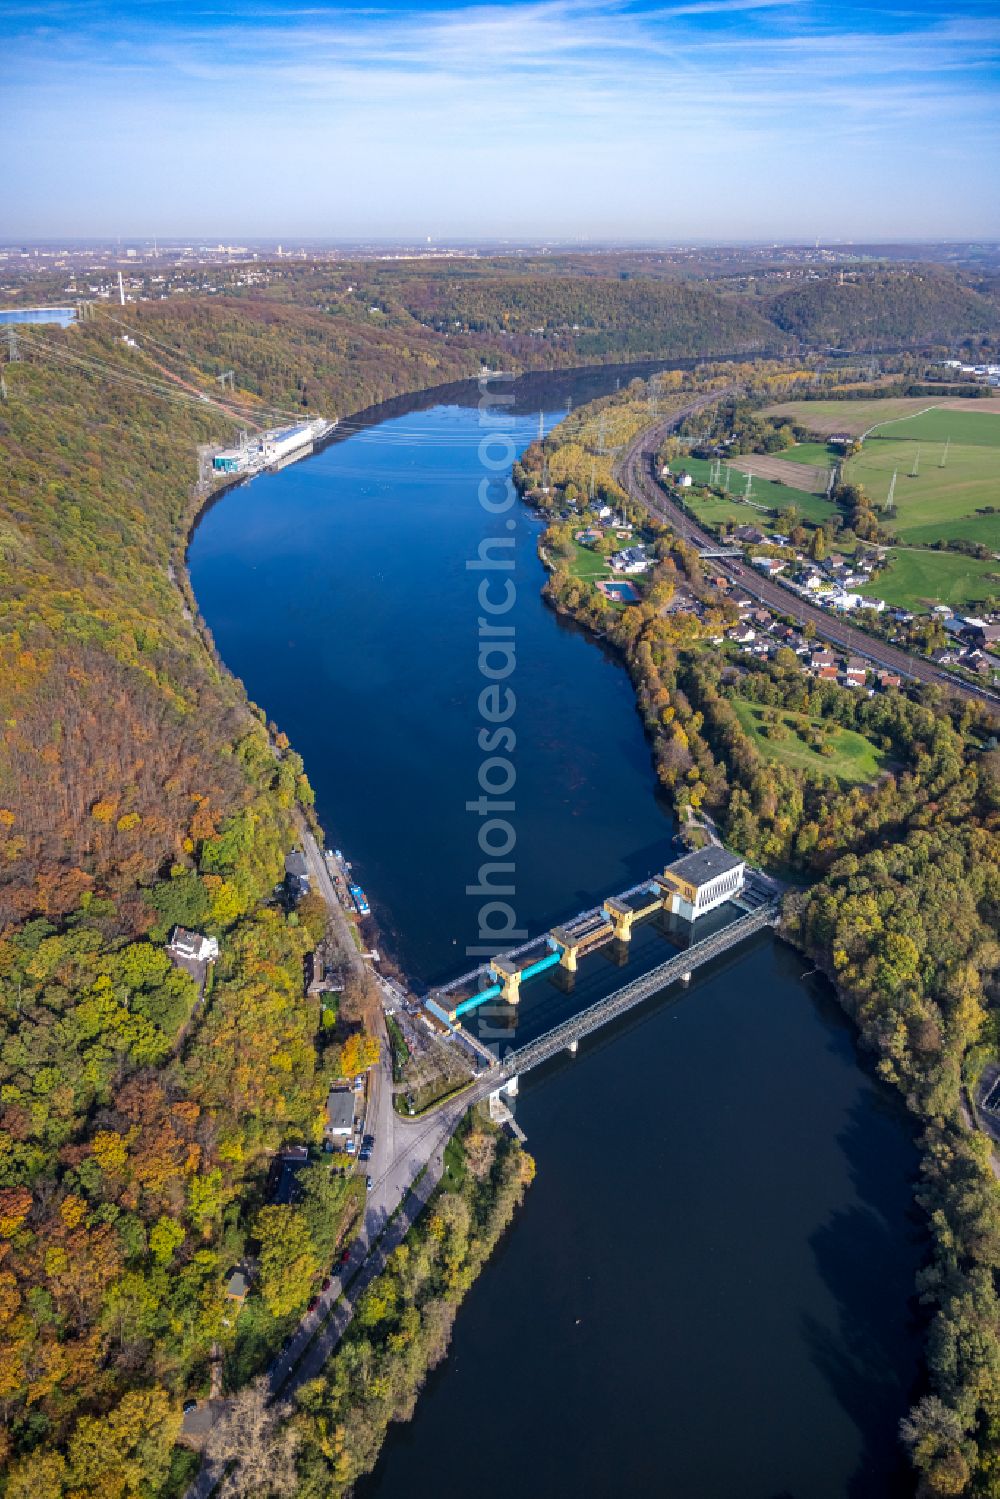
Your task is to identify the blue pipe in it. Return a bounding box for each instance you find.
[521,950,562,981]
[454,983,502,1018]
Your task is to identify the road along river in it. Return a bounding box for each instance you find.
[188,365,924,1498]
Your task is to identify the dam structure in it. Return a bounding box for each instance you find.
[425,848,781,1071]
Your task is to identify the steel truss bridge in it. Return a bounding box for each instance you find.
[496,901,780,1081]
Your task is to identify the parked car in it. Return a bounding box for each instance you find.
[345,1138,356,1155]
[183,1400,198,1416]
[366,1176,373,1191]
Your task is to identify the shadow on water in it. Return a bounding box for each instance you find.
[804,1099,924,1499]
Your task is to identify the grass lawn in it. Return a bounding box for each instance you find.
[732,473,830,514]
[567,538,612,581]
[682,472,837,534]
[762,398,945,436]
[901,513,1000,548]
[870,408,1000,446]
[441,1131,468,1192]
[685,490,764,530]
[844,438,1000,542]
[778,442,838,469]
[864,548,1000,610]
[731,697,888,784]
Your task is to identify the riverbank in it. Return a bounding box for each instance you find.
[294,1116,534,1497]
[522,375,1000,1495]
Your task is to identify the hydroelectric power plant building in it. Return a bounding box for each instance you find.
[657,847,746,922]
[212,418,334,477]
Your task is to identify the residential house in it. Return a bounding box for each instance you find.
[285,850,311,901]
[225,1268,249,1310]
[324,1088,356,1142]
[610,546,650,575]
[268,1146,309,1205]
[167,927,219,965]
[961,650,993,677]
[960,620,1000,652]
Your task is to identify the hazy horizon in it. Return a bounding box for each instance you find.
[6,0,1000,241]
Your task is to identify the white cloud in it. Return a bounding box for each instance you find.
[3,0,998,236]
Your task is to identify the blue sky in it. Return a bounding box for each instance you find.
[5,0,999,240]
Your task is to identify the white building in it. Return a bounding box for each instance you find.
[167,927,219,964]
[829,591,862,612]
[610,546,651,575]
[658,847,746,922]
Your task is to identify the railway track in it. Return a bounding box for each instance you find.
[613,403,1000,710]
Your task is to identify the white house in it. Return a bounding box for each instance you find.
[611,546,651,575]
[167,927,219,964]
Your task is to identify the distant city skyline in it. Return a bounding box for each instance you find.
[6,0,1000,240]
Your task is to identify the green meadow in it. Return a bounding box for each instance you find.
[777,442,838,469]
[863,548,999,611]
[731,698,888,784]
[870,408,1000,447]
[845,437,1000,543]
[679,455,837,530]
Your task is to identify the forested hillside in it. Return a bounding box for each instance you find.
[762,267,1000,347]
[242,258,1000,359]
[384,270,783,358]
[0,308,483,1496]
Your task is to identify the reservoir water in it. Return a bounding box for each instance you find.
[0,306,76,326]
[188,366,923,1497]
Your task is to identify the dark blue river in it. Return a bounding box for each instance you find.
[188,366,923,1498]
